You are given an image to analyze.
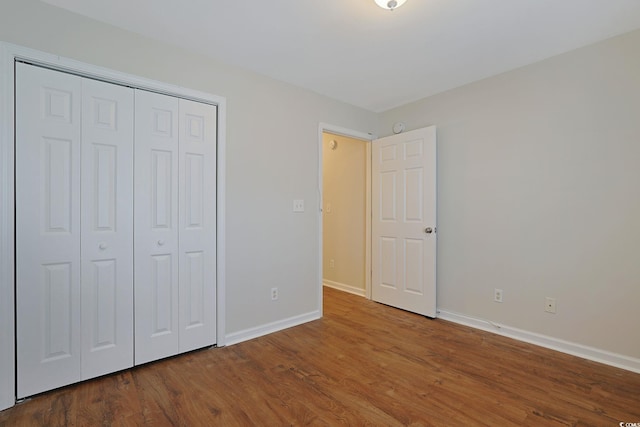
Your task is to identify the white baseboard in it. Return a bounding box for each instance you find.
[225,310,321,346]
[323,280,366,297]
[438,310,640,374]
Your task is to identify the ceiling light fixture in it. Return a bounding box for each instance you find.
[375,0,407,11]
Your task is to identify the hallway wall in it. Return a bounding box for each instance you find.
[322,133,367,295]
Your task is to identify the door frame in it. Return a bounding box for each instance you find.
[317,123,375,315]
[0,42,227,410]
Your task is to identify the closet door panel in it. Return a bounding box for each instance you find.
[80,78,134,378]
[178,99,217,352]
[16,63,82,398]
[134,90,180,365]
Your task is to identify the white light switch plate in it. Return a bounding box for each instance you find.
[293,199,305,212]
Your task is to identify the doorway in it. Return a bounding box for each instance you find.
[317,124,438,319]
[318,124,372,309]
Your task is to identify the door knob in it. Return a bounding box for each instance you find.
[157,239,165,246]
[424,227,433,234]
[99,243,107,250]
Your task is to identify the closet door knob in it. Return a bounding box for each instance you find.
[99,243,107,250]
[157,239,165,246]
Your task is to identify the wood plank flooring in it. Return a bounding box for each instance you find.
[2,287,639,426]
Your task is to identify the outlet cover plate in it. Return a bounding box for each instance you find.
[293,199,305,212]
[545,297,556,313]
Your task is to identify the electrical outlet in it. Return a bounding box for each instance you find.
[330,259,335,268]
[271,287,278,301]
[293,199,305,213]
[494,288,503,303]
[545,297,556,313]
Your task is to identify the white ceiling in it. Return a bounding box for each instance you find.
[42,0,640,112]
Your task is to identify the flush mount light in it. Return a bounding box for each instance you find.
[375,0,407,10]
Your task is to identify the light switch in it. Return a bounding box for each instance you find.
[293,199,305,212]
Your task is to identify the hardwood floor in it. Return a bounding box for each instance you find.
[2,286,639,426]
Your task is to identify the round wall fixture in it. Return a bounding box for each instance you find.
[329,140,338,150]
[392,122,406,134]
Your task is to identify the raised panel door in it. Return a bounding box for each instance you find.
[80,78,134,378]
[372,126,437,317]
[15,63,82,398]
[178,99,217,352]
[134,90,180,365]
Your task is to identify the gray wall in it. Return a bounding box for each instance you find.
[379,29,640,359]
[0,0,377,336]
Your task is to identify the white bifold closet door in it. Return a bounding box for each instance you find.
[16,63,134,398]
[80,78,134,379]
[134,91,217,365]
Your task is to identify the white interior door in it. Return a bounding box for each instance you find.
[80,78,134,378]
[134,90,180,365]
[178,99,217,352]
[371,126,437,317]
[16,63,82,397]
